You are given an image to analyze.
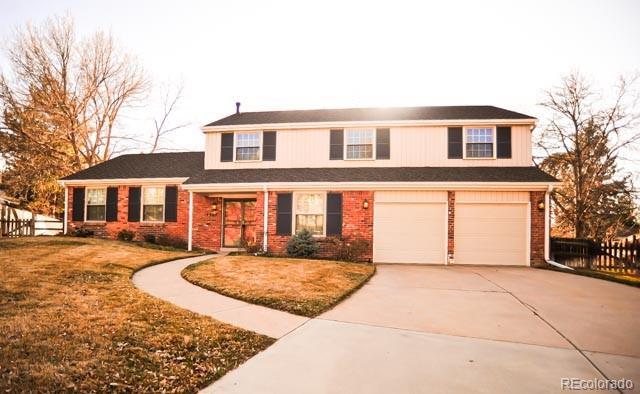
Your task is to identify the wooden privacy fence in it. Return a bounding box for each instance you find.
[550,236,640,274]
[0,218,63,238]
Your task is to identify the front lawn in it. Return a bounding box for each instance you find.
[182,255,375,317]
[0,237,274,392]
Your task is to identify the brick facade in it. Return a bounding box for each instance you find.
[67,185,189,242]
[254,191,374,261]
[447,191,455,261]
[530,191,547,267]
[191,195,222,251]
[66,186,547,265]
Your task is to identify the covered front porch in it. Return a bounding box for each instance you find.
[186,190,268,252]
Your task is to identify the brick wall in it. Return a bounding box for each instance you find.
[67,185,189,242]
[255,190,374,260]
[191,195,222,251]
[530,191,547,267]
[447,191,455,260]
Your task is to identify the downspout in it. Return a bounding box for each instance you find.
[262,185,268,252]
[63,185,68,235]
[188,191,193,251]
[544,184,574,270]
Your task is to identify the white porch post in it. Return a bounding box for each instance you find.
[63,185,68,235]
[188,191,194,251]
[262,186,268,252]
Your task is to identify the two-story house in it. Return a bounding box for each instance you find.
[60,105,558,266]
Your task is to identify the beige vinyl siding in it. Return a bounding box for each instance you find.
[454,200,529,266]
[204,125,533,169]
[373,191,447,264]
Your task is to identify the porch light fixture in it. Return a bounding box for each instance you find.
[210,202,218,216]
[537,200,545,211]
[362,199,369,209]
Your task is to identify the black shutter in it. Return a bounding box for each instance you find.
[329,129,344,160]
[276,193,292,235]
[497,126,512,159]
[72,187,85,221]
[106,187,118,222]
[220,133,234,162]
[128,187,141,222]
[448,127,463,159]
[326,193,343,236]
[263,131,277,161]
[376,128,390,159]
[164,186,178,222]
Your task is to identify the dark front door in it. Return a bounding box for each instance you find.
[223,200,257,247]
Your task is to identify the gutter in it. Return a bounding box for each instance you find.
[543,184,573,270]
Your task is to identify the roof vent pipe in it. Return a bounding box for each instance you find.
[236,102,241,114]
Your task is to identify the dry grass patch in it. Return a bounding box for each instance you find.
[182,255,376,317]
[0,237,274,392]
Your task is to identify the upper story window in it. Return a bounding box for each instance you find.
[465,127,494,158]
[142,186,164,222]
[86,188,106,221]
[235,132,261,161]
[294,192,325,235]
[345,129,374,159]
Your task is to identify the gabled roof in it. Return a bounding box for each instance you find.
[205,105,535,127]
[61,152,204,180]
[185,166,558,184]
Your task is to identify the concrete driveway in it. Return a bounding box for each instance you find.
[208,266,640,393]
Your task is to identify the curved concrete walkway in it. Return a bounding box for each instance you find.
[132,254,309,338]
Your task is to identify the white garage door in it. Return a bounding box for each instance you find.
[455,203,529,265]
[373,191,447,264]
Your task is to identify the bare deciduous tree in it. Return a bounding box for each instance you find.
[0,15,148,215]
[148,82,189,153]
[536,71,640,240]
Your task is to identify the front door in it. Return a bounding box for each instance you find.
[223,200,257,247]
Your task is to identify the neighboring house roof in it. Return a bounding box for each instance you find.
[61,152,204,180]
[185,166,557,184]
[205,106,535,127]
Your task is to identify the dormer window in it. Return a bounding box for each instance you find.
[235,132,261,161]
[464,127,495,158]
[345,129,374,160]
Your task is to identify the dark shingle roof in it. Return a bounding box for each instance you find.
[185,167,557,184]
[62,151,557,184]
[205,106,535,127]
[61,152,204,180]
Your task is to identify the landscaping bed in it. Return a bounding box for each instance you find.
[548,266,640,288]
[0,237,274,392]
[182,255,376,317]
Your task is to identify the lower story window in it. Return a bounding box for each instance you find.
[142,186,165,222]
[86,188,106,221]
[295,193,325,235]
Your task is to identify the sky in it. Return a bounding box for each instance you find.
[1,0,639,158]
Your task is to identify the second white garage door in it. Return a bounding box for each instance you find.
[373,191,447,264]
[455,202,529,266]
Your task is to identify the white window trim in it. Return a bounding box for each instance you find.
[344,128,376,161]
[233,131,263,162]
[141,186,166,223]
[463,126,497,160]
[292,191,327,237]
[84,187,107,223]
